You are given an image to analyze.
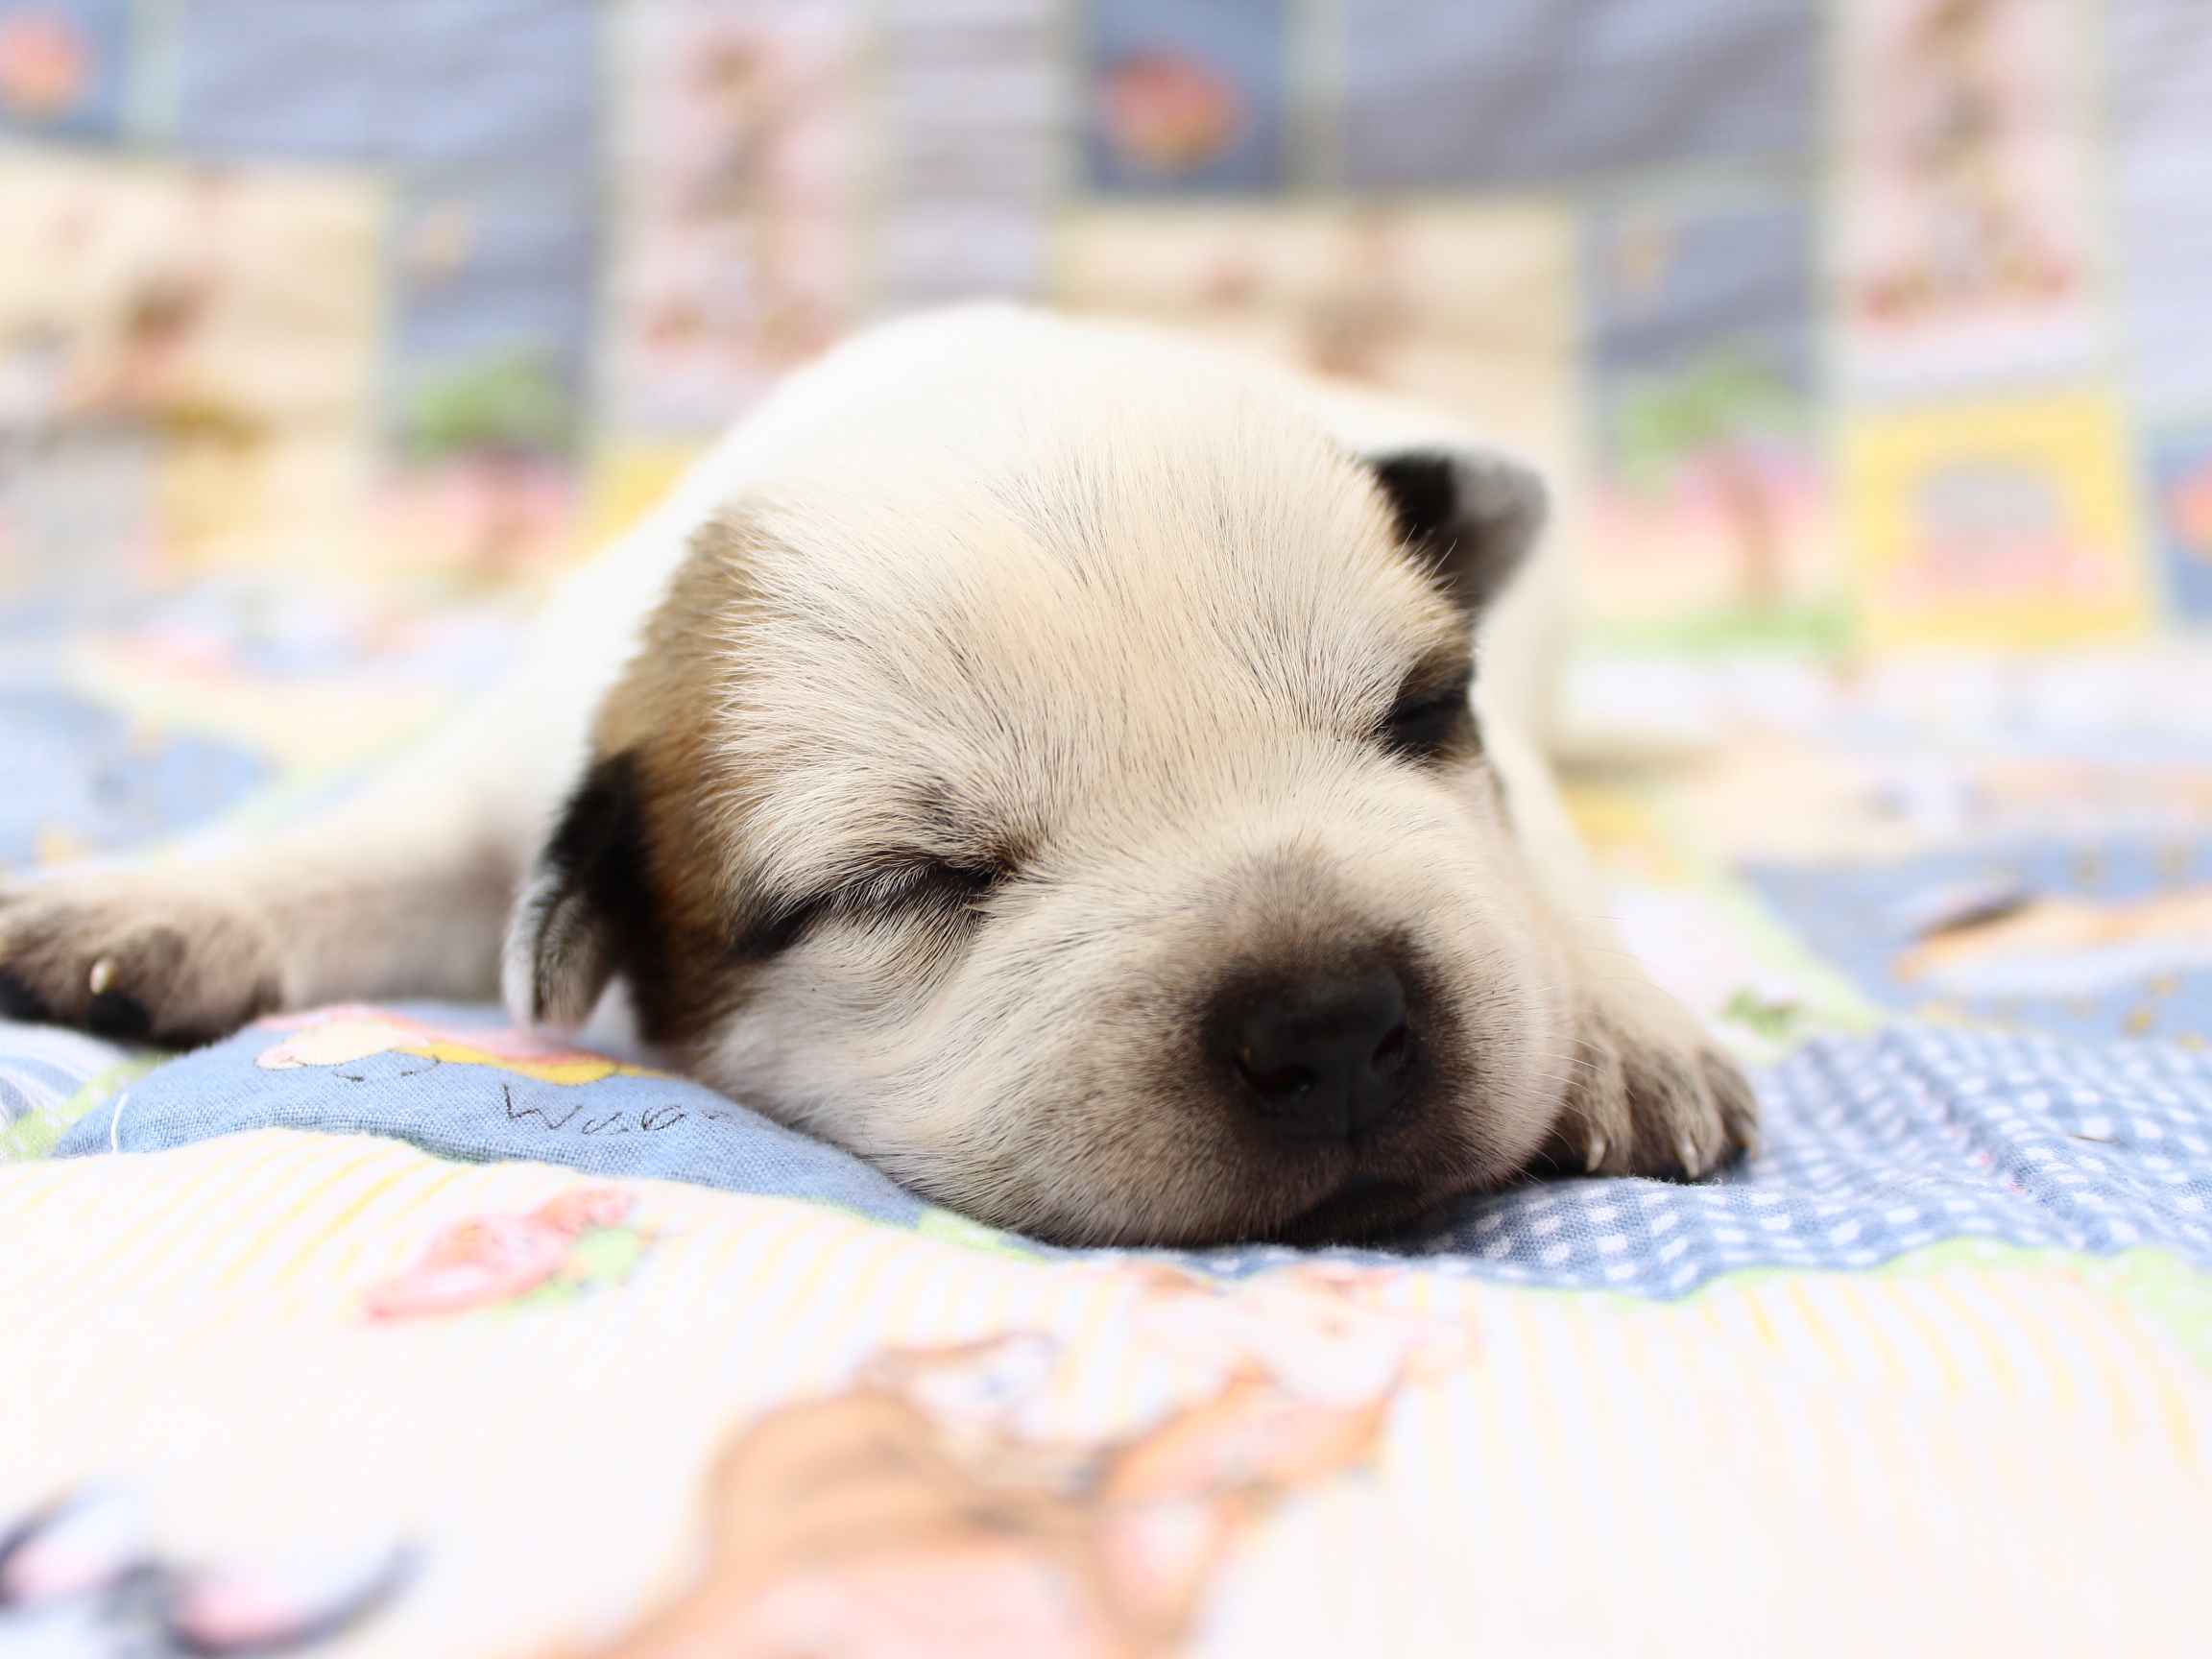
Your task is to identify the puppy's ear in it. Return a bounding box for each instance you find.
[501,751,653,1031]
[1366,447,1549,614]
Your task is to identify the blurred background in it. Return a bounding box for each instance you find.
[2,0,2210,1055]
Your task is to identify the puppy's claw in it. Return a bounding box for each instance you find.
[1544,985,1760,1186]
[0,878,281,1047]
[1715,1060,1764,1161]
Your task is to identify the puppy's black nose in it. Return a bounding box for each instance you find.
[1229,965,1415,1142]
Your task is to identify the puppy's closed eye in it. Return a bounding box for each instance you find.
[1376,670,1477,764]
[739,857,1007,959]
[907,858,1008,912]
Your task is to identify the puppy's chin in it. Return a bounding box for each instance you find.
[853,1054,1564,1250]
[887,1130,1522,1250]
[1269,1174,1439,1247]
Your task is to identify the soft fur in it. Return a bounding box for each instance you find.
[0,308,1755,1245]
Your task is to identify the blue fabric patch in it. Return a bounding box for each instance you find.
[0,0,133,141]
[52,1004,924,1224]
[53,1013,2212,1297]
[0,687,269,868]
[1744,836,2212,1043]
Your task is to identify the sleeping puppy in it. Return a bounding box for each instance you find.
[0,308,1755,1245]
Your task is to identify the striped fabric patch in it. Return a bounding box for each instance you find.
[3,1131,2210,1657]
[0,1018,155,1161]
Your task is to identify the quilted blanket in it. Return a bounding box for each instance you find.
[9,0,2212,1649]
[13,632,2212,1658]
[6,1005,2211,1657]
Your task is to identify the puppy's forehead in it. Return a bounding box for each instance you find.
[707,359,1467,878]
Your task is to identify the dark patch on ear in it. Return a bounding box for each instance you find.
[1372,454,1461,556]
[1368,447,1549,615]
[515,750,661,1028]
[544,752,648,893]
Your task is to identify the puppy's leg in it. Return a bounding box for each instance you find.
[0,717,538,1046]
[0,404,757,1048]
[1484,718,1759,1179]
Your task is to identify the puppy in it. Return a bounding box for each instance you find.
[0,308,1755,1245]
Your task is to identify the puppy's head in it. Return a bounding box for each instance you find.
[507,335,1575,1245]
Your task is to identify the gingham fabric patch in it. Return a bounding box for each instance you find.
[1379,1026,2212,1297]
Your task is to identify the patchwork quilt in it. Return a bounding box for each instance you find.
[6,593,2212,1659]
[7,0,2212,1646]
[7,957,2212,1658]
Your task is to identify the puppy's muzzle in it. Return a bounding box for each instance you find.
[1225,961,1419,1143]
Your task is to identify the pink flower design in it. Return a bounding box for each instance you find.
[363,1188,636,1320]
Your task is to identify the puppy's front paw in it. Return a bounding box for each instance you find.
[1544,980,1760,1181]
[0,875,280,1046]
